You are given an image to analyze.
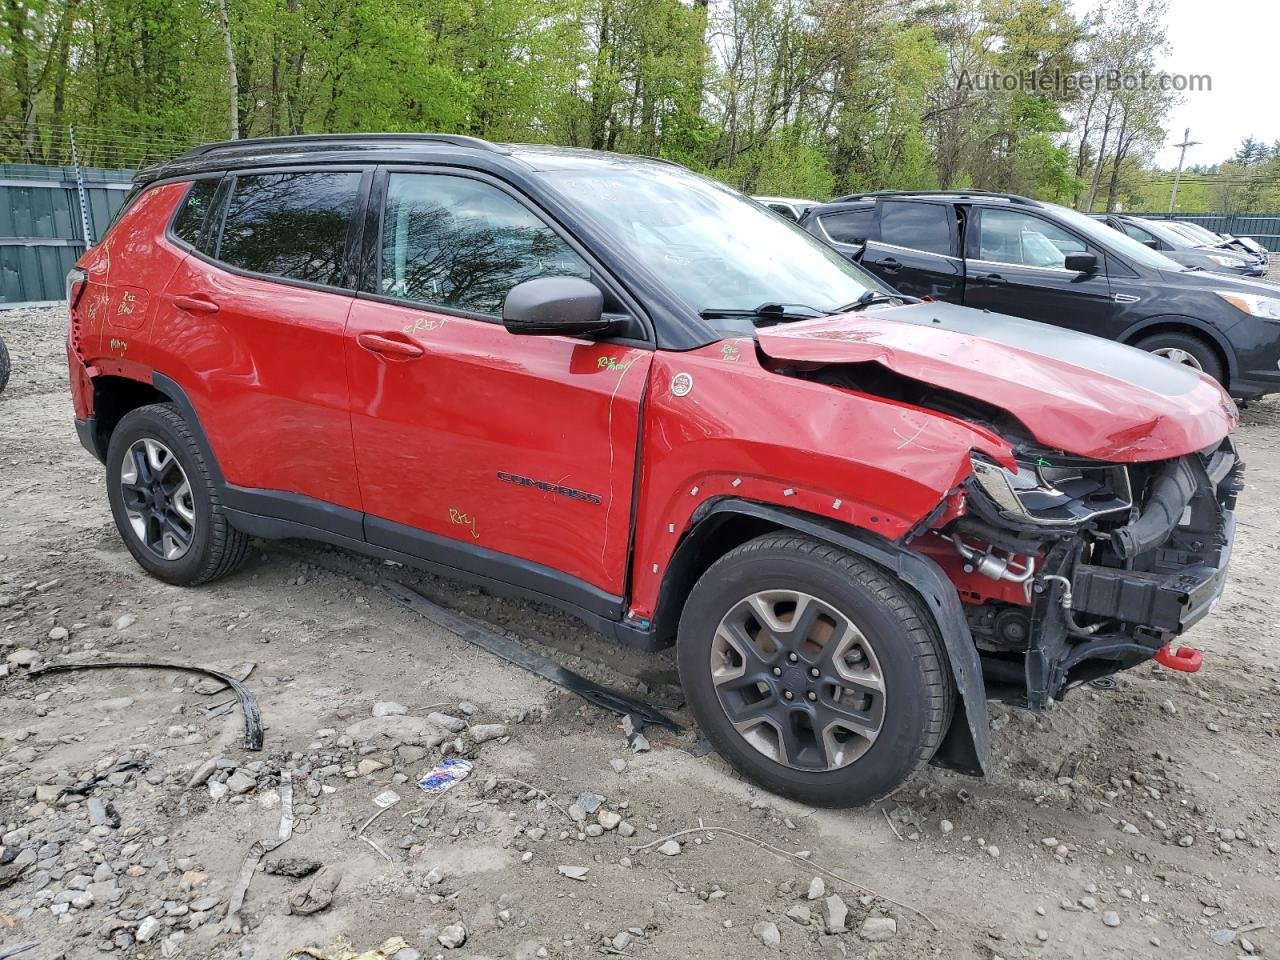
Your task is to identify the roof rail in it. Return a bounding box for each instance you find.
[829,189,1040,206]
[175,132,505,161]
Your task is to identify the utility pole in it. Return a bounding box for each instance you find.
[1168,127,1200,214]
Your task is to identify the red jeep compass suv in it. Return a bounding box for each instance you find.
[66,135,1242,806]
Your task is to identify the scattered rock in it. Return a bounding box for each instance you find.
[597,810,622,831]
[558,865,589,881]
[469,723,507,743]
[437,923,467,949]
[135,916,161,942]
[225,770,256,795]
[859,916,897,942]
[372,701,408,717]
[752,921,781,948]
[656,840,682,856]
[786,904,811,925]
[1102,911,1121,927]
[806,876,825,900]
[428,712,468,733]
[823,894,848,934]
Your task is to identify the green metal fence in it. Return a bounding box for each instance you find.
[1130,213,1280,252]
[0,162,134,306]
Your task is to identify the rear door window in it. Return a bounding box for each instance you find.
[819,208,875,244]
[878,201,953,255]
[379,173,591,317]
[171,180,220,250]
[218,171,361,287]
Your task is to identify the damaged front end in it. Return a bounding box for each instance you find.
[924,438,1243,708]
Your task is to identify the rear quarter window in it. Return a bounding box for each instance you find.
[819,208,875,244]
[217,171,361,287]
[171,180,220,250]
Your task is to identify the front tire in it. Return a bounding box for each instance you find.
[0,338,10,393]
[677,534,953,807]
[1135,331,1224,385]
[105,403,248,585]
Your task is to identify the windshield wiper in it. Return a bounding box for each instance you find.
[699,302,826,322]
[830,290,919,313]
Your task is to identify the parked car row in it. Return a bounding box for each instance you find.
[66,137,1244,806]
[783,190,1280,398]
[1093,213,1267,277]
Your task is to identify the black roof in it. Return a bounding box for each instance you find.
[137,133,675,185]
[822,189,1044,207]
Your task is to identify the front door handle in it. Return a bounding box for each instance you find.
[172,294,219,313]
[879,257,902,272]
[356,332,425,360]
[974,272,1005,286]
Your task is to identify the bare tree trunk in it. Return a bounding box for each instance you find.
[216,0,240,138]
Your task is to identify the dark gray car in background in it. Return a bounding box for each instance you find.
[800,190,1280,397]
[1095,214,1265,277]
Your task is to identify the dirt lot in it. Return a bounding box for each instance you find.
[1,304,1278,960]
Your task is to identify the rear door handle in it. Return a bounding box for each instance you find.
[172,294,219,313]
[974,272,1005,286]
[879,257,902,272]
[356,332,425,360]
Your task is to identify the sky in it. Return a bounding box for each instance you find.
[1150,0,1280,168]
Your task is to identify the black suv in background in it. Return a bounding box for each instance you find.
[1095,213,1265,277]
[801,191,1280,398]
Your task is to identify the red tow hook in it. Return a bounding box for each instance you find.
[1154,644,1204,673]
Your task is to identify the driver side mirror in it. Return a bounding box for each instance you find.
[1064,252,1098,274]
[502,277,615,337]
[1142,238,1159,250]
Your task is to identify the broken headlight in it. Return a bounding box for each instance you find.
[968,453,1132,527]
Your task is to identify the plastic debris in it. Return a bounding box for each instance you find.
[286,936,408,960]
[30,659,264,750]
[417,758,473,793]
[372,789,401,809]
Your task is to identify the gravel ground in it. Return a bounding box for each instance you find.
[0,304,1278,960]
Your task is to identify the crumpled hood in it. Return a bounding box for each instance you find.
[757,301,1237,461]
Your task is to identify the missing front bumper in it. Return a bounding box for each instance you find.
[1024,439,1243,705]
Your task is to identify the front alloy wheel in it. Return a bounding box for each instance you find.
[710,590,885,771]
[119,437,196,560]
[677,534,954,807]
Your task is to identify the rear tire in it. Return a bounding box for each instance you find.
[676,534,954,807]
[1135,331,1224,385]
[0,338,10,393]
[105,403,248,585]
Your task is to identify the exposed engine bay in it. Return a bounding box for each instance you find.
[778,358,1244,709]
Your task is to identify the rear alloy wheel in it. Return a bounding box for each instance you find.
[1135,331,1224,385]
[677,534,954,807]
[106,403,248,585]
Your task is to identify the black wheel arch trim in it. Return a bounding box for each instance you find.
[1120,314,1237,381]
[659,497,991,777]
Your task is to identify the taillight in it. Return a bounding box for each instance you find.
[66,267,87,311]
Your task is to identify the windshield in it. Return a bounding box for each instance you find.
[1132,218,1198,250]
[1172,221,1228,246]
[1044,202,1187,271]
[540,164,892,319]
